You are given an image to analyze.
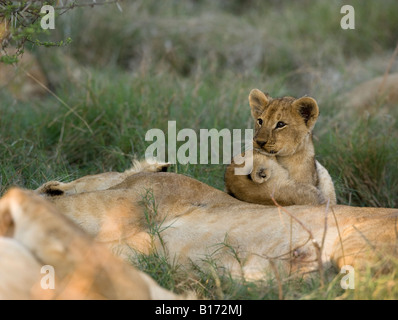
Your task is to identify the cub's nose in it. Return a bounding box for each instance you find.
[255,139,267,148]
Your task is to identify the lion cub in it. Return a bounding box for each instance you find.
[225,89,336,206]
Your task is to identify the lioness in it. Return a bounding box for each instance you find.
[225,89,336,206]
[37,164,398,281]
[0,187,187,300]
[36,159,170,196]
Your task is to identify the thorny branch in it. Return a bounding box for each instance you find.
[0,1,123,52]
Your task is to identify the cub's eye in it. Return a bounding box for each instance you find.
[275,121,286,129]
[257,118,263,126]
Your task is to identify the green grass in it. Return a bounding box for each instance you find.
[1,0,398,299]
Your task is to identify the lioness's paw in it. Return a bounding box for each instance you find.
[151,161,171,172]
[35,181,65,197]
[128,159,171,175]
[251,167,271,184]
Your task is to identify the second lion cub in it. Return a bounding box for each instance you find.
[225,89,336,206]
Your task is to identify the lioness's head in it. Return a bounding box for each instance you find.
[249,89,319,156]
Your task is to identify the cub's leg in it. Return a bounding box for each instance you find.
[315,161,337,205]
[273,180,326,206]
[225,151,327,206]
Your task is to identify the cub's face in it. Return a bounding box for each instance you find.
[249,89,319,156]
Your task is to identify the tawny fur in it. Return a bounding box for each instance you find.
[0,187,187,300]
[225,89,336,206]
[36,166,397,281]
[35,159,170,196]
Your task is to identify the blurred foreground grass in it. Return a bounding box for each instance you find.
[1,0,398,299]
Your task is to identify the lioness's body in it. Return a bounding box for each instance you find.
[36,159,170,196]
[38,169,397,281]
[225,89,336,206]
[0,188,185,300]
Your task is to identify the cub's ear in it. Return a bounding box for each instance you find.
[249,89,269,119]
[292,96,319,130]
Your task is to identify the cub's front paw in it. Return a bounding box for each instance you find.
[251,167,271,184]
